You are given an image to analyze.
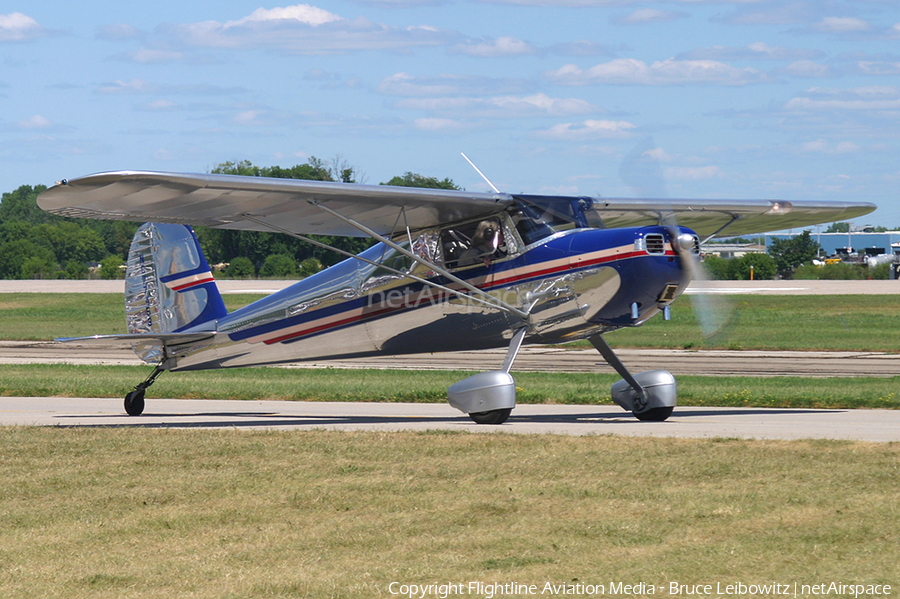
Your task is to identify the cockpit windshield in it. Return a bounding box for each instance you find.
[509,196,604,246]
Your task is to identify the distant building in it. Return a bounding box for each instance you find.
[703,243,766,259]
[763,231,900,257]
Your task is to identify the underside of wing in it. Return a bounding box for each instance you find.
[589,197,877,239]
[38,171,876,240]
[38,171,513,237]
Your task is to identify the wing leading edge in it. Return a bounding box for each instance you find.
[38,171,513,238]
[38,170,876,239]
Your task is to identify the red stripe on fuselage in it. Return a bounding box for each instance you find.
[254,247,673,345]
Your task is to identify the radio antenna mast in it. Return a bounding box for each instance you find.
[460,152,501,194]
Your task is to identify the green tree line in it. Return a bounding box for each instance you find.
[0,157,459,280]
[1,159,888,281]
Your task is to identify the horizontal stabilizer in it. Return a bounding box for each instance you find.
[56,333,215,345]
[56,332,215,365]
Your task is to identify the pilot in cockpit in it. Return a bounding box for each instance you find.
[443,218,503,268]
[460,220,501,267]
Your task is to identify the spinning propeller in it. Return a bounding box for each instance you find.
[618,138,734,337]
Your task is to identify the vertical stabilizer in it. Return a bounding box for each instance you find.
[125,223,227,336]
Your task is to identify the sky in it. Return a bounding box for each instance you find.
[2,0,899,230]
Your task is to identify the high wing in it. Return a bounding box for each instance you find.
[38,171,513,238]
[586,197,875,239]
[37,170,876,238]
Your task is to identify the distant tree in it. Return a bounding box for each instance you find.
[21,255,57,279]
[731,253,776,280]
[768,230,820,279]
[0,185,50,225]
[381,172,461,190]
[299,257,323,278]
[30,222,106,265]
[65,259,89,280]
[99,255,124,280]
[223,256,255,279]
[212,155,358,183]
[259,254,298,278]
[200,158,371,268]
[702,255,733,280]
[824,222,850,233]
[0,239,55,279]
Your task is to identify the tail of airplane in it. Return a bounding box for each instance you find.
[125,223,227,336]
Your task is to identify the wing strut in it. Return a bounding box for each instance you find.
[241,212,529,320]
[700,214,742,245]
[306,200,529,319]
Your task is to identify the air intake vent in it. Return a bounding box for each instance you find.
[645,234,665,255]
[691,235,701,255]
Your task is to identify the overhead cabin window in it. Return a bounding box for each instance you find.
[510,196,596,245]
[441,218,508,270]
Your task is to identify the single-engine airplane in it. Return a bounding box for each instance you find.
[37,168,875,423]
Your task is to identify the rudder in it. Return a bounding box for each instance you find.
[125,223,227,335]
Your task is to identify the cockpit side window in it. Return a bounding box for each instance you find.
[509,196,604,245]
[441,217,508,270]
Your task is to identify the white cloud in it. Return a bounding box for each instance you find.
[800,139,861,154]
[0,12,48,42]
[611,9,688,26]
[857,61,900,76]
[454,36,536,57]
[534,119,636,140]
[127,48,186,63]
[784,86,900,111]
[643,147,672,162]
[97,78,246,96]
[664,165,722,181]
[142,99,179,111]
[161,4,457,54]
[234,110,265,125]
[398,93,598,117]
[414,118,467,131]
[779,60,832,78]
[225,5,342,27]
[18,115,51,129]
[378,72,528,97]
[815,17,870,33]
[546,58,768,86]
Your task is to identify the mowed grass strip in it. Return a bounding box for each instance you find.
[0,428,896,599]
[604,294,900,351]
[1,292,900,351]
[1,363,899,409]
[0,293,265,340]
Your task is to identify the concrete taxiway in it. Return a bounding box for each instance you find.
[2,397,899,441]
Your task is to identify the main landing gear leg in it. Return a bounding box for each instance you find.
[588,333,677,422]
[124,365,165,416]
[448,327,528,425]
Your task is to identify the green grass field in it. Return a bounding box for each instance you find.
[2,292,899,409]
[1,363,899,409]
[2,296,899,597]
[1,292,899,350]
[0,428,896,599]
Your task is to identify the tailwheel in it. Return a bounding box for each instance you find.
[469,408,512,425]
[124,365,165,416]
[124,389,145,416]
[633,406,674,422]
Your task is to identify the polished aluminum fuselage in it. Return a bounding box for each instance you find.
[168,224,693,371]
